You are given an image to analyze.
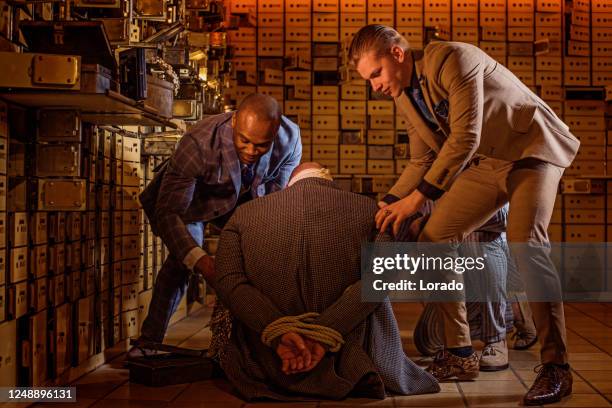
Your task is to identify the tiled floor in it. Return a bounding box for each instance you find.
[36,303,612,407]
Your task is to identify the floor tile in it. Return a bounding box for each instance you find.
[575,371,612,382]
[508,350,540,361]
[570,361,612,371]
[91,400,169,408]
[394,393,465,407]
[465,394,525,407]
[74,381,124,399]
[173,380,245,404]
[508,360,541,370]
[75,365,130,383]
[590,382,612,394]
[569,352,612,365]
[319,397,393,406]
[104,383,188,401]
[545,394,611,407]
[514,369,537,383]
[244,403,318,408]
[474,370,519,381]
[571,381,599,394]
[566,345,604,353]
[171,403,243,408]
[459,380,526,394]
[438,382,461,393]
[32,398,98,408]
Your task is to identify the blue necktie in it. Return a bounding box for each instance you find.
[241,164,254,187]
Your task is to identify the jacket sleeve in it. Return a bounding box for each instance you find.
[211,214,285,334]
[154,133,204,263]
[310,230,393,337]
[422,48,485,192]
[309,281,376,338]
[265,126,303,194]
[388,119,436,199]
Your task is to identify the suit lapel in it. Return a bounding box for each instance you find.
[413,59,433,116]
[395,92,442,154]
[414,55,446,135]
[219,121,242,196]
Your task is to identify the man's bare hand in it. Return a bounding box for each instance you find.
[276,332,311,374]
[302,336,326,372]
[276,332,327,375]
[194,255,215,280]
[375,189,427,237]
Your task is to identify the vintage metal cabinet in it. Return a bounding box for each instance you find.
[36,179,87,211]
[0,53,80,90]
[38,110,81,142]
[35,144,81,177]
[0,320,17,386]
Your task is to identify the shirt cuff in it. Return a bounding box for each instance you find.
[183,246,208,271]
[417,180,445,201]
[381,194,401,205]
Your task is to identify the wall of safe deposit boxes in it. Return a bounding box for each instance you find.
[224,0,612,244]
[0,0,611,389]
[0,103,182,387]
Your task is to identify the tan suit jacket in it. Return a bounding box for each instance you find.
[389,41,580,199]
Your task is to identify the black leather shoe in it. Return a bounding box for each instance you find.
[124,337,157,366]
[523,364,572,406]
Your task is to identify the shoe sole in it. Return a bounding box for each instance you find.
[514,336,538,351]
[523,385,572,406]
[456,372,480,381]
[434,371,480,382]
[480,363,509,372]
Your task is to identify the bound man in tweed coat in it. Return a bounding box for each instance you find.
[211,162,440,401]
[133,94,302,356]
[350,25,579,405]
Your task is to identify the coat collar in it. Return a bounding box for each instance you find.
[394,50,447,152]
[219,118,242,195]
[251,141,273,197]
[411,49,441,132]
[395,94,445,153]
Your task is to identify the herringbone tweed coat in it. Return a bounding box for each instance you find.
[212,177,440,401]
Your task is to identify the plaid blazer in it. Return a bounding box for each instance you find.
[140,112,302,261]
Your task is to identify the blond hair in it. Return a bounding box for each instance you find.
[348,25,410,66]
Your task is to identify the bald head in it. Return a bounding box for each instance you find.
[237,93,282,124]
[288,162,333,187]
[290,162,324,180]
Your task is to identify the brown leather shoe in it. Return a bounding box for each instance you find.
[426,350,479,381]
[523,364,572,406]
[511,328,538,350]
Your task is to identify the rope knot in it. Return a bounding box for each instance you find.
[261,313,345,352]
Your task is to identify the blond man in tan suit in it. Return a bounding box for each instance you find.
[350,25,579,406]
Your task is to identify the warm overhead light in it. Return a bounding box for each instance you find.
[199,67,208,81]
[189,50,206,61]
